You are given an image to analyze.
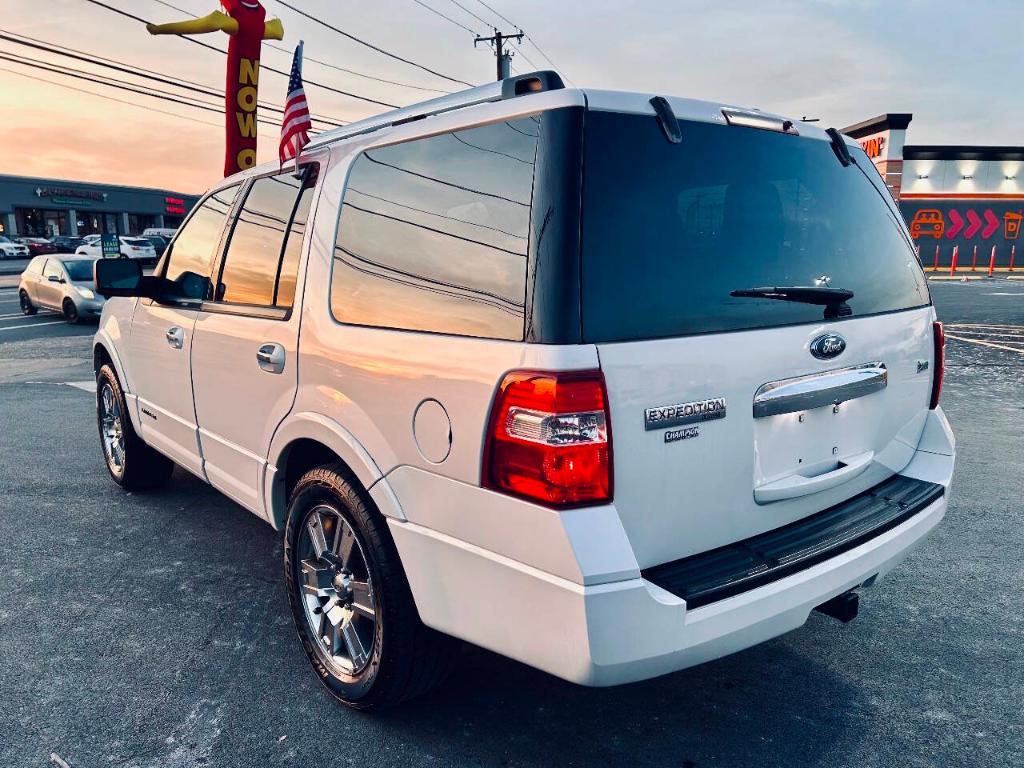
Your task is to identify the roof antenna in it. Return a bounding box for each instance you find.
[650,96,682,144]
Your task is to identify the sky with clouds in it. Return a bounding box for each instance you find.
[0,0,1018,193]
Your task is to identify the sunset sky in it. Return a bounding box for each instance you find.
[1,0,1019,194]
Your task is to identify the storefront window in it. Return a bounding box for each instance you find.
[15,208,69,237]
[127,214,158,234]
[77,213,120,236]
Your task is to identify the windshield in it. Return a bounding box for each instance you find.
[63,259,96,281]
[0,236,11,243]
[580,111,930,342]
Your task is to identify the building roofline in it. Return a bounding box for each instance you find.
[840,113,913,139]
[903,145,1024,162]
[0,173,199,198]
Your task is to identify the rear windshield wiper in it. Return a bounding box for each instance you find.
[730,286,854,318]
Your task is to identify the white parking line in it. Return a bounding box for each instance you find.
[0,316,59,326]
[944,330,1024,339]
[0,320,65,333]
[946,334,1024,354]
[946,323,1024,330]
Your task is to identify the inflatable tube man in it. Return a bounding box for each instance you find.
[147,1,285,177]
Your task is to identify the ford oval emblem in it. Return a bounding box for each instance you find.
[810,333,846,360]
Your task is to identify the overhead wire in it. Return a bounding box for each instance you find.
[269,0,475,87]
[80,0,399,108]
[0,64,258,133]
[0,51,284,130]
[0,30,343,128]
[446,0,492,30]
[468,0,575,85]
[149,0,453,95]
[409,0,478,36]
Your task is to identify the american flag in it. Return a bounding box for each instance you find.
[279,41,312,166]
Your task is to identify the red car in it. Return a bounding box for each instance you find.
[19,238,58,256]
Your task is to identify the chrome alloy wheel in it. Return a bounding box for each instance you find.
[298,505,377,675]
[99,382,125,475]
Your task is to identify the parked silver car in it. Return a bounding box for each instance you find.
[18,255,104,323]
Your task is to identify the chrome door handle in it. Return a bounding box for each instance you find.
[257,342,286,374]
[165,326,184,349]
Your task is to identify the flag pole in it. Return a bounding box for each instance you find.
[293,39,305,179]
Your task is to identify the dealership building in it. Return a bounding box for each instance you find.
[0,174,199,239]
[843,114,1023,269]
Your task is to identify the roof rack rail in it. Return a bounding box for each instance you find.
[306,71,564,150]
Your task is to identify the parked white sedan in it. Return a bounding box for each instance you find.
[76,236,157,262]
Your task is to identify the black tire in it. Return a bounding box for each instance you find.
[96,363,174,491]
[19,290,36,315]
[284,464,460,710]
[62,298,80,325]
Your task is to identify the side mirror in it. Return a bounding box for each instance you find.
[47,274,62,283]
[95,258,144,297]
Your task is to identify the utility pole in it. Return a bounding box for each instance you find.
[475,28,524,81]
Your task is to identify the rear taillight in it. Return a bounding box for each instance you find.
[930,321,945,409]
[483,370,612,508]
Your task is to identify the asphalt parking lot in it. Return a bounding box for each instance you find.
[0,279,1021,768]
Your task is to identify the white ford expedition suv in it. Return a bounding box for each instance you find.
[92,72,955,709]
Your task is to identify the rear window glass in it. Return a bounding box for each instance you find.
[580,111,929,342]
[124,238,151,246]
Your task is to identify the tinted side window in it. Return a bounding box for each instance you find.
[217,168,315,308]
[331,117,539,340]
[164,185,240,301]
[42,259,61,279]
[276,169,317,309]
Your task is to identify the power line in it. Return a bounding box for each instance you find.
[0,53,285,131]
[0,49,219,113]
[474,28,522,81]
[269,0,475,87]
[522,35,573,85]
[0,64,242,132]
[409,0,477,35]
[468,0,574,85]
[510,45,540,71]
[80,0,399,107]
[447,0,492,29]
[0,30,343,128]
[471,0,515,28]
[149,0,452,95]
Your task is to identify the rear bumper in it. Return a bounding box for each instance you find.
[389,491,944,686]
[386,408,954,686]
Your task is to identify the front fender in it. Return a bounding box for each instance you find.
[94,302,138,430]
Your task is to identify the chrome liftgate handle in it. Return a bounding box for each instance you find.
[752,363,888,418]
